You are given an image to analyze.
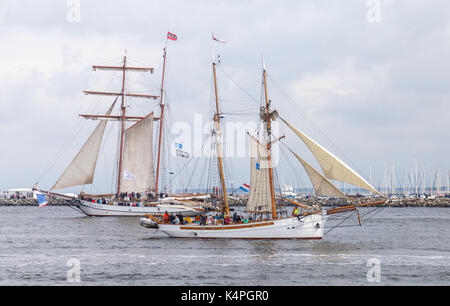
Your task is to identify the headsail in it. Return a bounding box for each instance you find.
[119,113,155,193]
[247,134,273,214]
[279,116,383,197]
[285,145,348,199]
[51,101,116,191]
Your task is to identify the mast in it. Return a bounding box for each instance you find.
[83,54,157,197]
[117,54,128,197]
[155,48,167,198]
[212,60,230,216]
[262,68,277,219]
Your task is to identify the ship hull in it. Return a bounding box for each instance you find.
[155,214,326,239]
[75,200,200,217]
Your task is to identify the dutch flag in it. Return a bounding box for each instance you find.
[239,184,250,193]
[36,194,48,208]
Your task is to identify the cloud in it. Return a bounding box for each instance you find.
[0,0,449,192]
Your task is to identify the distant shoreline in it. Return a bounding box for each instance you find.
[1,197,449,208]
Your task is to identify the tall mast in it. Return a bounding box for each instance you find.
[155,48,167,197]
[212,60,230,216]
[262,68,277,219]
[117,54,128,197]
[82,54,157,197]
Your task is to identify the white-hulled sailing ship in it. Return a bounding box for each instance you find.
[34,49,201,217]
[140,54,386,239]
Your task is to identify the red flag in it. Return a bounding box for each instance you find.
[167,32,177,41]
[212,33,226,44]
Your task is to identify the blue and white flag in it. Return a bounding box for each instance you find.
[36,194,48,208]
[255,162,260,170]
[175,142,183,149]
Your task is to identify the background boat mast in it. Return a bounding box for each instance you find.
[212,60,230,216]
[83,52,157,197]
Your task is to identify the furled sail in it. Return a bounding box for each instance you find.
[51,102,116,191]
[285,146,348,199]
[246,135,273,213]
[120,113,155,193]
[279,116,383,197]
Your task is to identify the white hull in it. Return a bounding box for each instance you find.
[75,200,200,217]
[155,214,326,239]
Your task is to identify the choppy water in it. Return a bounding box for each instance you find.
[0,206,449,286]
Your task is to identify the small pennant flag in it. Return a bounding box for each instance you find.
[36,194,48,208]
[175,142,183,149]
[239,183,250,192]
[212,33,226,44]
[167,32,177,41]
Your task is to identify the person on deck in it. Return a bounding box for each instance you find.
[200,214,206,226]
[177,213,184,225]
[224,214,231,225]
[163,211,170,224]
[206,215,213,225]
[173,215,180,225]
[292,207,300,217]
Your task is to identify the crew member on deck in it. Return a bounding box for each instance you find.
[163,211,170,223]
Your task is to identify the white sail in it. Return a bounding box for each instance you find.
[247,135,273,213]
[51,102,115,191]
[286,146,348,198]
[280,116,383,197]
[120,113,155,193]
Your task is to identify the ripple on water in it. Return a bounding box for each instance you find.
[0,206,449,285]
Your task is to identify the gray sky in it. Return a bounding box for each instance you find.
[1,0,449,193]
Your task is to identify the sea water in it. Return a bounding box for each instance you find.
[0,206,448,285]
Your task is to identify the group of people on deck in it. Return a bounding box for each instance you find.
[161,211,253,225]
[118,192,142,202]
[118,191,170,202]
[80,195,109,205]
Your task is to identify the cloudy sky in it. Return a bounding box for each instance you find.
[1,0,449,193]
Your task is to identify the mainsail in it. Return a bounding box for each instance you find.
[285,146,348,198]
[119,113,155,193]
[51,102,116,191]
[247,135,273,213]
[279,116,383,197]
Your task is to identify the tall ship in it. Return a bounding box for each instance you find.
[34,47,201,217]
[141,52,386,239]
